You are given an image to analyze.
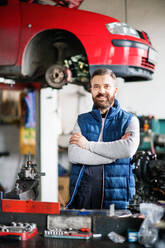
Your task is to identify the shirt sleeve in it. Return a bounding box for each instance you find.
[86,115,140,159]
[68,122,115,165]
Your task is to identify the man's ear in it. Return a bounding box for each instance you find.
[114,87,118,97]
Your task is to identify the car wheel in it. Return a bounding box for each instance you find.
[45,64,66,89]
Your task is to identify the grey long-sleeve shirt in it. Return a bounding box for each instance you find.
[68,115,140,165]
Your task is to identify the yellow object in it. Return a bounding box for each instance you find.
[144,120,149,132]
[20,126,36,155]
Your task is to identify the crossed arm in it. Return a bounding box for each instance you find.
[68,116,140,165]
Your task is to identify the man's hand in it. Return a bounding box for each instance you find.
[69,132,88,149]
[121,132,132,140]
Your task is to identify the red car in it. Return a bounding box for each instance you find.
[0,0,157,90]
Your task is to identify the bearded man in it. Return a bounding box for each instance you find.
[66,67,140,210]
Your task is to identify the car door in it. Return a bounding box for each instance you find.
[0,0,21,65]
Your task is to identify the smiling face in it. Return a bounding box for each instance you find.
[90,74,118,113]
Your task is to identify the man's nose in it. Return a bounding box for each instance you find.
[99,86,105,93]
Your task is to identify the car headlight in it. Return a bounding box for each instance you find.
[106,22,140,38]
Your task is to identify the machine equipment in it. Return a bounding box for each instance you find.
[129,151,165,212]
[4,153,45,200]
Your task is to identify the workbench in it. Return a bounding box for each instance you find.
[0,211,145,248]
[0,234,143,248]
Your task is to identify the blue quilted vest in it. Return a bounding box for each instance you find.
[66,99,135,209]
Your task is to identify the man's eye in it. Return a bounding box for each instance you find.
[93,85,99,89]
[104,85,110,89]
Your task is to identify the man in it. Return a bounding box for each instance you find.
[66,68,139,210]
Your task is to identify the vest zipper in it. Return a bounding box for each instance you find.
[101,165,104,209]
[66,165,85,208]
[99,111,108,209]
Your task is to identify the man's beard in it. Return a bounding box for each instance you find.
[92,93,115,110]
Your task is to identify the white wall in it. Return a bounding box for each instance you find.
[58,84,92,135]
[80,0,126,21]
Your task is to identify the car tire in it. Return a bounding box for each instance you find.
[45,64,66,89]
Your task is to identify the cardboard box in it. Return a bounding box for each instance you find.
[58,176,70,205]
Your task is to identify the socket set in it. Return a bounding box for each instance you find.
[44,227,92,239]
[44,215,92,239]
[0,222,38,241]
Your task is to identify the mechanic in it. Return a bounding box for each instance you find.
[66,67,140,210]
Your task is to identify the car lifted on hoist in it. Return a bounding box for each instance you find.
[0,0,157,90]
